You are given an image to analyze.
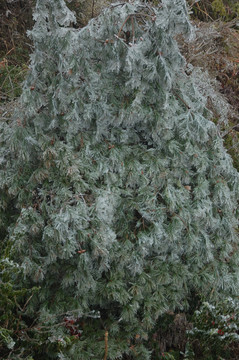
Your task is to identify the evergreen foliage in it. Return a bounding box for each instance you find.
[188,298,239,359]
[0,0,238,358]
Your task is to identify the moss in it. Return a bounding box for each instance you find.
[212,0,227,19]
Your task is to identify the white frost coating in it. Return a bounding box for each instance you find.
[96,190,118,225]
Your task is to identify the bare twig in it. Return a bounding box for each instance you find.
[222,124,239,137]
[195,2,214,21]
[227,141,239,151]
[110,3,126,8]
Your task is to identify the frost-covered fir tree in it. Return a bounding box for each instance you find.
[0,0,239,358]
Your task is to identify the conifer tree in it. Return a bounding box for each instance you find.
[0,0,238,359]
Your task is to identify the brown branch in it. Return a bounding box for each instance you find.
[78,249,86,254]
[14,296,24,312]
[91,0,95,18]
[104,330,109,360]
[114,34,128,48]
[5,47,15,57]
[131,16,135,44]
[134,12,156,18]
[172,89,191,110]
[22,293,34,312]
[115,9,159,45]
[172,213,189,232]
[117,15,131,38]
